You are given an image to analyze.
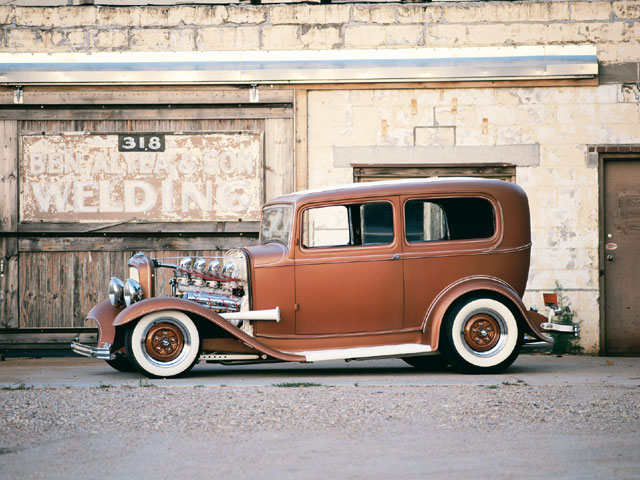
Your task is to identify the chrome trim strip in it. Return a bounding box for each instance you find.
[291,344,432,362]
[0,46,597,86]
[71,341,116,361]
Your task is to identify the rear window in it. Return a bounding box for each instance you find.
[405,197,495,243]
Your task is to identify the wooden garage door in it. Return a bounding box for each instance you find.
[2,113,293,330]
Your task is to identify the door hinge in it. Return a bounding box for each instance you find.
[0,259,4,278]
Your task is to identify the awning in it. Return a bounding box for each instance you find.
[0,45,597,86]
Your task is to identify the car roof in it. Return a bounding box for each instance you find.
[264,177,522,208]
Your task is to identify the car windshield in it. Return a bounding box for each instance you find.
[260,205,292,246]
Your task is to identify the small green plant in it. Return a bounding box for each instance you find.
[97,382,112,389]
[138,378,156,388]
[485,384,499,389]
[273,382,322,388]
[550,282,583,355]
[1,382,33,391]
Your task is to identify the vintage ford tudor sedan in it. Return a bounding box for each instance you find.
[72,178,577,377]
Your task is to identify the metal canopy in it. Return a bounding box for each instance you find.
[0,45,597,86]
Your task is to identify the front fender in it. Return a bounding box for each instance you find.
[88,300,122,347]
[113,297,305,362]
[424,276,551,351]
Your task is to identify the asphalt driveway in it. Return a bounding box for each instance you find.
[1,354,639,480]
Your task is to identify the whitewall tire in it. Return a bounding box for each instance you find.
[126,310,200,378]
[442,296,523,374]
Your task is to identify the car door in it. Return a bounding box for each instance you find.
[293,197,403,335]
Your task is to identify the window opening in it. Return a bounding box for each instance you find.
[303,202,394,248]
[405,198,495,243]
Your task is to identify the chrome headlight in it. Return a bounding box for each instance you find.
[108,277,125,307]
[124,279,144,307]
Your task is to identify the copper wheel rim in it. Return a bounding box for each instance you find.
[144,322,185,362]
[463,314,501,352]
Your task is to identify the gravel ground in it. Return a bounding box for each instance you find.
[1,382,639,479]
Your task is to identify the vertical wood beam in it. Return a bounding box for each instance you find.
[265,118,295,201]
[294,90,308,191]
[0,120,18,328]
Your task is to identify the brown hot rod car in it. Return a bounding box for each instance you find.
[72,178,577,377]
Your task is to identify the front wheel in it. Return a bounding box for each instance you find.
[441,296,523,374]
[126,310,200,378]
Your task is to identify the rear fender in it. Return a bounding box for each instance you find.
[424,276,551,351]
[112,297,305,362]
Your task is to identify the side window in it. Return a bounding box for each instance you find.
[405,198,495,243]
[302,202,394,248]
[302,205,350,248]
[405,201,449,242]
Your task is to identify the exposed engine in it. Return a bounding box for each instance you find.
[164,249,250,323]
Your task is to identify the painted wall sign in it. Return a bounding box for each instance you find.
[20,132,263,222]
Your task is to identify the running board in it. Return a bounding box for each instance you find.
[293,344,432,362]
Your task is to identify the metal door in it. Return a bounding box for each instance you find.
[603,157,640,355]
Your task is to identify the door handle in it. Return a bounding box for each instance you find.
[606,254,614,262]
[390,253,401,260]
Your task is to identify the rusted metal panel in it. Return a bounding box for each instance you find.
[20,132,264,223]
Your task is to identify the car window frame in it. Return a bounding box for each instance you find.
[298,198,397,252]
[401,194,503,253]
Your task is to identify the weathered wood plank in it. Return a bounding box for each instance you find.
[17,221,260,234]
[0,121,17,233]
[0,237,18,329]
[294,90,308,191]
[0,108,293,121]
[19,118,264,134]
[18,235,259,253]
[352,165,517,182]
[265,118,294,202]
[0,87,294,106]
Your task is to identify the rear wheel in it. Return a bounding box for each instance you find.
[126,310,200,378]
[441,296,523,374]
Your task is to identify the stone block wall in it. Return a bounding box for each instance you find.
[0,1,638,63]
[2,1,640,352]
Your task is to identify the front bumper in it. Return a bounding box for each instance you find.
[71,338,115,360]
